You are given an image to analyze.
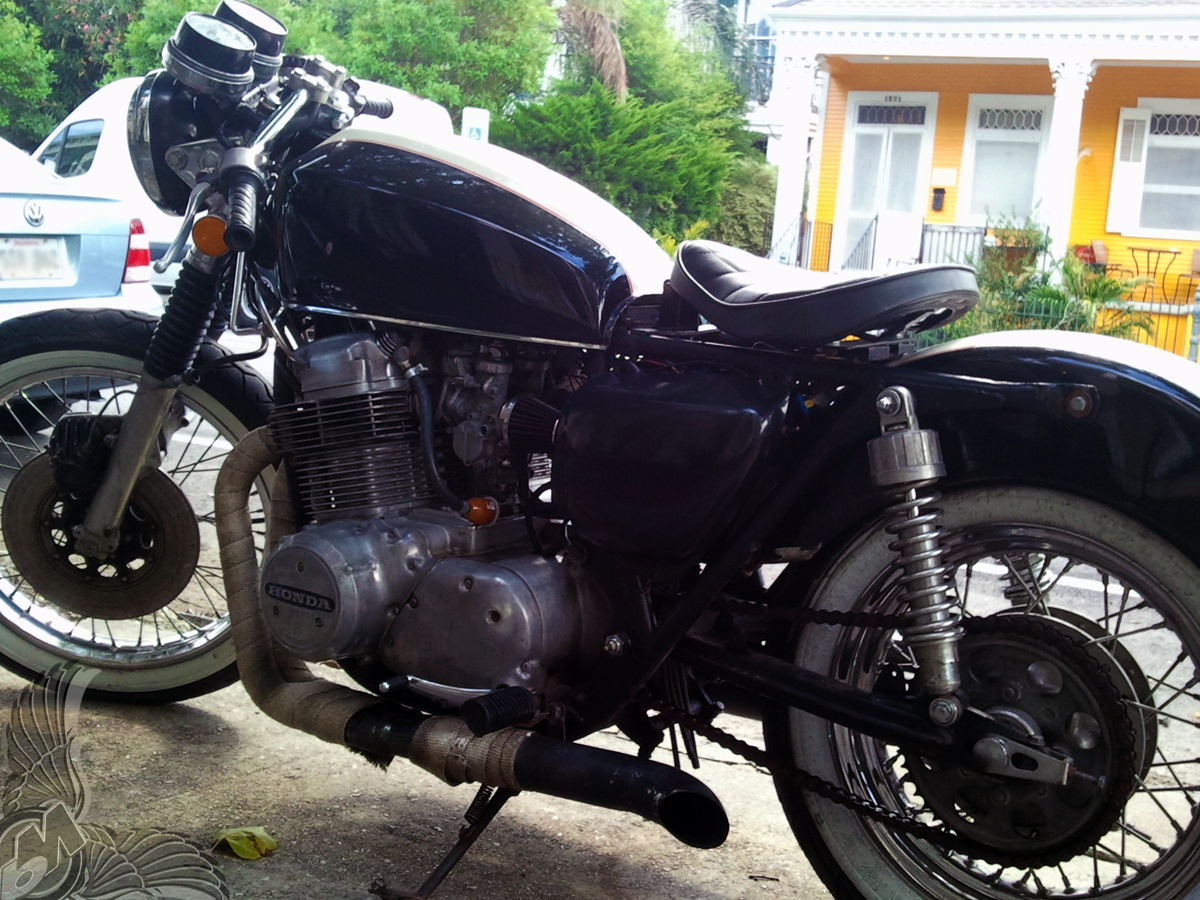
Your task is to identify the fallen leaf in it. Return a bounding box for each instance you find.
[213,825,278,859]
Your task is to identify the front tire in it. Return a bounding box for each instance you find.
[767,487,1200,900]
[0,309,271,702]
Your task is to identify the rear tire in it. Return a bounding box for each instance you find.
[766,487,1200,900]
[0,308,272,702]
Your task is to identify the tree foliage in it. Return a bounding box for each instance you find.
[493,80,731,239]
[496,0,761,240]
[0,0,55,148]
[15,0,137,118]
[556,2,626,100]
[709,157,777,254]
[111,0,554,116]
[328,0,555,112]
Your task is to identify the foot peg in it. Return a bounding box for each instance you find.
[460,686,539,736]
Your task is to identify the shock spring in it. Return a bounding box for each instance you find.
[869,387,963,699]
[882,479,963,654]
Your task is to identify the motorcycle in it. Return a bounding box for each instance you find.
[1,3,1199,898]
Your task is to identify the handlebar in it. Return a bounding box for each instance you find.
[224,175,259,253]
[213,83,387,255]
[360,96,394,119]
[220,147,265,254]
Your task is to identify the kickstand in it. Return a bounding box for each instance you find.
[369,786,516,900]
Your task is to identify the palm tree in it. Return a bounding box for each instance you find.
[556,1,628,100]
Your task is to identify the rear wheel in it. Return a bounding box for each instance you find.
[0,309,271,702]
[767,487,1200,900]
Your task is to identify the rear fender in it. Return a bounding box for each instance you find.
[772,331,1200,575]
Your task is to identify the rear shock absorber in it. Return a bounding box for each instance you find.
[868,386,963,716]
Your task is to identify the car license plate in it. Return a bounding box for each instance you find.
[0,236,67,280]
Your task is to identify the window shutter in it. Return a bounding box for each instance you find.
[1106,107,1151,234]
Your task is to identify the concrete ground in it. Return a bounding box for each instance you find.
[0,668,832,900]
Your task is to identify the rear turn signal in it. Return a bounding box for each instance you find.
[123,219,151,283]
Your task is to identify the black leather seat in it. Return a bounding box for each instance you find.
[670,240,978,348]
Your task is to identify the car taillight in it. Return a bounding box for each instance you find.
[123,218,151,283]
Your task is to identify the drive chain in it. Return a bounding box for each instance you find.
[683,601,1139,870]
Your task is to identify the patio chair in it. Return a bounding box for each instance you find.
[1172,248,1200,304]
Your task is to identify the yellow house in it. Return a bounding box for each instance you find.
[763,0,1200,351]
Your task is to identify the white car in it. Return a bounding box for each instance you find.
[35,79,183,296]
[35,76,455,297]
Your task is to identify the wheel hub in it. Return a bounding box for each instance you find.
[1,453,200,619]
[905,615,1138,867]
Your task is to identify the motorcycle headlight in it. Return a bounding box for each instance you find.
[128,70,201,216]
[128,6,286,216]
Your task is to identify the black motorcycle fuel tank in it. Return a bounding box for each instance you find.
[276,125,671,348]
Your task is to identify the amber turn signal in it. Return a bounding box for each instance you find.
[464,497,500,526]
[192,215,230,257]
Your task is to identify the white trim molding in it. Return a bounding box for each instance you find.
[769,5,1200,66]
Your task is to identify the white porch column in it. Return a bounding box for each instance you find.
[767,49,820,264]
[1043,58,1096,260]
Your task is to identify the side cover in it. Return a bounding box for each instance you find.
[554,367,790,560]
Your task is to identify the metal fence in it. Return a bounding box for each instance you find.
[922,290,1200,360]
[842,216,878,271]
[768,216,832,271]
[919,224,987,265]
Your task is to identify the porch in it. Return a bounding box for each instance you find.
[777,217,1200,359]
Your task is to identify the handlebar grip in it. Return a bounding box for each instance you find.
[224,177,259,253]
[361,97,394,119]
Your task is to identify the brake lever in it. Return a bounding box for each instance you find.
[153,182,213,274]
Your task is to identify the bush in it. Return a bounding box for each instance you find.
[925,217,1150,343]
[708,156,776,254]
[492,81,731,239]
[0,0,55,148]
[1026,255,1150,338]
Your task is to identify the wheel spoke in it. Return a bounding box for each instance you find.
[784,492,1200,899]
[0,352,257,696]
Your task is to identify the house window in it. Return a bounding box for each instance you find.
[858,105,926,126]
[959,95,1052,224]
[1108,100,1200,237]
[1141,114,1200,231]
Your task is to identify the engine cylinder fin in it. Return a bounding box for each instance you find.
[270,390,464,521]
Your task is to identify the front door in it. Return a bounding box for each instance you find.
[837,94,938,269]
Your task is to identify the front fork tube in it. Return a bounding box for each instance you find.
[72,250,224,557]
[869,386,964,721]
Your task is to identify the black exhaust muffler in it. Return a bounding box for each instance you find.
[345,705,729,849]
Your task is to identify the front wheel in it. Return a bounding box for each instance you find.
[0,309,272,702]
[767,487,1200,900]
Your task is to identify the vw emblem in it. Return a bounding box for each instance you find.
[23,200,44,227]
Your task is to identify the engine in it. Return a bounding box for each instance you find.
[260,331,608,706]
